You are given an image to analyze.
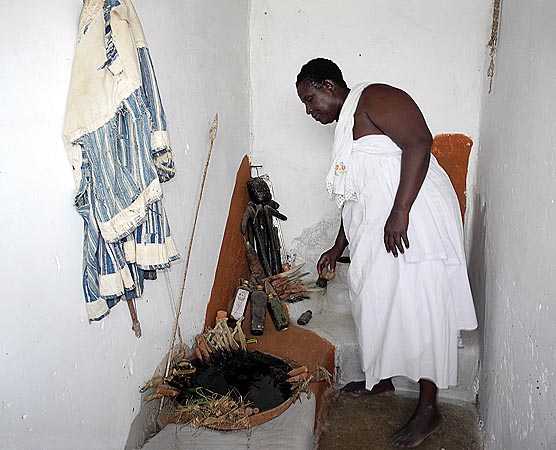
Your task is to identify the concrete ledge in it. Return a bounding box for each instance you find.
[303,310,365,386]
[141,394,316,450]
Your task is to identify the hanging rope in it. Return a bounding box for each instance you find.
[159,114,219,412]
[487,0,502,93]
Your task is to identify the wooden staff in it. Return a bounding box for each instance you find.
[126,299,142,338]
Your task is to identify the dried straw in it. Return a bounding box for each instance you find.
[175,391,252,429]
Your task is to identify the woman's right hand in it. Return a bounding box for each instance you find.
[317,246,344,277]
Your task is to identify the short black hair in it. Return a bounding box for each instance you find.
[296,58,347,89]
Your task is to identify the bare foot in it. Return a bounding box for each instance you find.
[341,379,395,397]
[390,404,441,448]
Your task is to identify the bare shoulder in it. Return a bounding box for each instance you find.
[362,83,402,95]
[356,83,431,144]
[359,84,413,112]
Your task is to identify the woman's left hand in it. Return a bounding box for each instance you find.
[383,208,410,257]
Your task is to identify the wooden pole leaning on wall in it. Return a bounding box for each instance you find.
[127,299,142,338]
[159,113,219,413]
[487,0,502,93]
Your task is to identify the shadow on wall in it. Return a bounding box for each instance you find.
[467,192,487,361]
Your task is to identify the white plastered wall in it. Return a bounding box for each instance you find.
[470,1,556,448]
[249,0,492,249]
[0,1,250,449]
[4,1,554,448]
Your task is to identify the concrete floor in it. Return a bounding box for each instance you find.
[318,391,482,450]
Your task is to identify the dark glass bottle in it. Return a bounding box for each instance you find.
[267,294,289,331]
[250,285,267,336]
[297,310,313,326]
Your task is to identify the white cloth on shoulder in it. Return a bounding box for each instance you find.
[326,82,371,208]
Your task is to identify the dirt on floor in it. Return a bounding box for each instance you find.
[318,391,482,450]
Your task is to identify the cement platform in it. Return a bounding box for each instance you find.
[140,393,315,450]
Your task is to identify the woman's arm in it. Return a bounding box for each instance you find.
[359,84,433,257]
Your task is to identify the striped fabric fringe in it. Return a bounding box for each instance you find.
[72,37,178,320]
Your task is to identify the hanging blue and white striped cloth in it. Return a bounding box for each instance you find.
[65,0,179,321]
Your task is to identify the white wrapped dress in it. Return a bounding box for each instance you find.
[342,134,477,389]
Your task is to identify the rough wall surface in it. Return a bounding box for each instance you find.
[0,1,250,449]
[470,1,556,448]
[249,0,491,250]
